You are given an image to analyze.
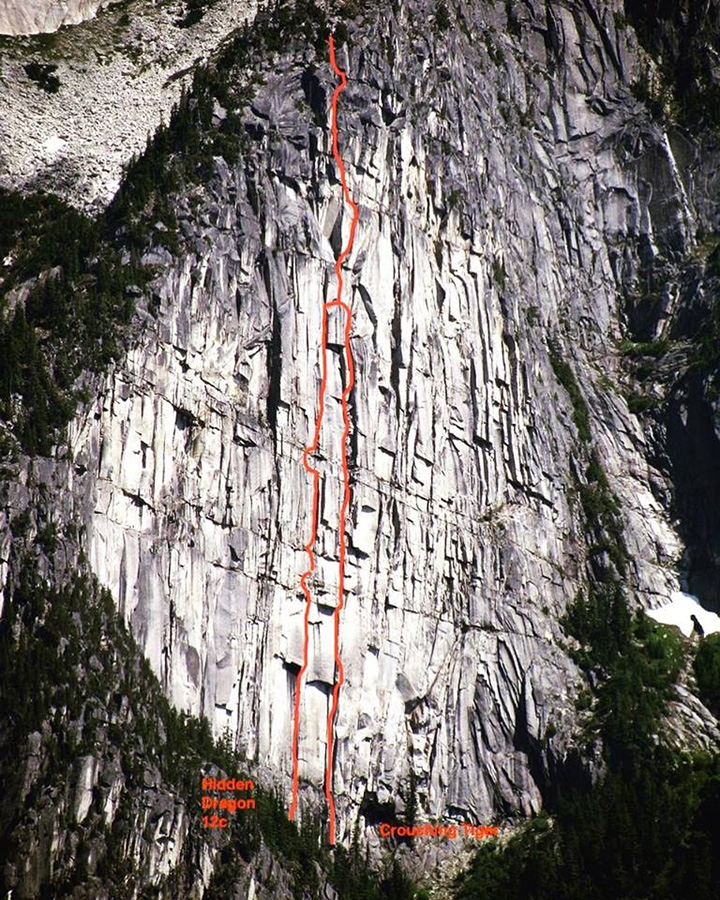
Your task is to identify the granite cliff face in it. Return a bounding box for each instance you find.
[0,0,113,35]
[2,0,720,892]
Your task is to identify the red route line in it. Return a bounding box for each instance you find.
[289,34,359,846]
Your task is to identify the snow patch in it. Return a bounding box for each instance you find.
[44,136,67,155]
[647,591,720,637]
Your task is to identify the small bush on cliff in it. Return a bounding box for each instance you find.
[435,2,451,32]
[695,634,720,715]
[23,62,60,93]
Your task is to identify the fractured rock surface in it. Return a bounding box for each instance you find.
[2,0,716,849]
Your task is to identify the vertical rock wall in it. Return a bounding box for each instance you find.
[1,0,706,843]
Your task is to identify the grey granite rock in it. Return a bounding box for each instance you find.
[1,0,715,860]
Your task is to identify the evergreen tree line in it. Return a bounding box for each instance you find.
[0,550,416,898]
[0,188,141,456]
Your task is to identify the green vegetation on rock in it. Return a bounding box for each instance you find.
[0,188,142,456]
[454,564,720,899]
[0,550,415,898]
[694,634,720,716]
[23,61,60,93]
[624,0,720,128]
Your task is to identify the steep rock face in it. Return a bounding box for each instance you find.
[1,0,711,847]
[618,0,720,609]
[0,0,113,35]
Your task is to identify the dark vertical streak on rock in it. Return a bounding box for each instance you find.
[580,0,624,80]
[390,274,403,418]
[264,254,282,443]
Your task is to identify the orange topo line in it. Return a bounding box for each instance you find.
[289,34,359,846]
